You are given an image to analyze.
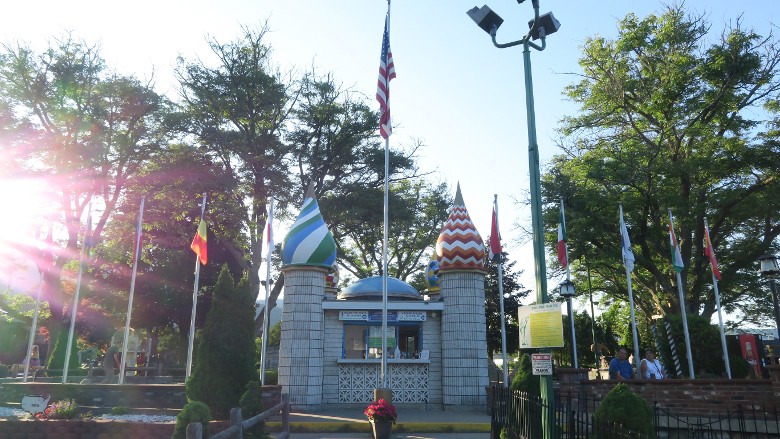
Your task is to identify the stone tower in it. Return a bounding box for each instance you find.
[278,185,337,408]
[435,183,489,406]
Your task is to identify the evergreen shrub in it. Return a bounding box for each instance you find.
[171,401,211,439]
[510,353,540,396]
[593,383,653,437]
[239,381,268,439]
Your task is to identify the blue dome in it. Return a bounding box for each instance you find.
[337,276,422,301]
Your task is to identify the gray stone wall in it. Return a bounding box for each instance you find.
[422,312,443,405]
[440,270,489,406]
[277,266,327,408]
[322,309,342,404]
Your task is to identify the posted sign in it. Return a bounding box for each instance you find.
[518,302,564,348]
[531,353,553,375]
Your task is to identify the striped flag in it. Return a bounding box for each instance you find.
[376,13,396,139]
[190,219,207,265]
[619,205,635,272]
[265,198,275,257]
[489,198,502,263]
[557,201,568,268]
[668,211,684,273]
[704,219,721,281]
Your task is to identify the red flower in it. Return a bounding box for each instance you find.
[364,399,397,423]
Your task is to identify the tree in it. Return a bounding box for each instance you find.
[544,6,780,327]
[186,265,258,418]
[484,253,529,357]
[0,35,169,356]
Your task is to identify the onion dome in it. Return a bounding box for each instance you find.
[436,183,485,270]
[337,276,423,301]
[281,184,337,268]
[424,253,441,292]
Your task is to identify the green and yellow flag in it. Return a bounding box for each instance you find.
[190,219,207,265]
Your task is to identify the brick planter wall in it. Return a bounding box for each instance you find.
[0,419,231,439]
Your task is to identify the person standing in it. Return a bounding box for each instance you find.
[609,346,635,380]
[102,342,121,383]
[29,345,40,369]
[639,349,665,380]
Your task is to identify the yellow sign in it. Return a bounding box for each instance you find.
[518,302,564,348]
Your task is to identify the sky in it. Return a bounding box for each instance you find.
[1,0,779,321]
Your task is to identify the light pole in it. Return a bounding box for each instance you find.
[586,258,600,374]
[467,3,560,439]
[758,253,780,341]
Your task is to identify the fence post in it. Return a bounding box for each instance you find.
[230,407,243,439]
[186,422,202,439]
[282,393,290,434]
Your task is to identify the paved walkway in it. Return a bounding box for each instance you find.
[274,406,491,439]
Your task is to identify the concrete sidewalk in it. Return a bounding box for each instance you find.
[271,406,491,439]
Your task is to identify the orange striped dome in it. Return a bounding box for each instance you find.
[436,183,485,271]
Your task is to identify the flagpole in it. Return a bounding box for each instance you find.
[669,209,695,378]
[63,204,91,384]
[559,200,578,368]
[620,204,641,370]
[186,193,207,381]
[260,197,275,385]
[120,196,145,384]
[705,217,731,379]
[23,276,44,383]
[494,195,509,387]
[378,0,392,392]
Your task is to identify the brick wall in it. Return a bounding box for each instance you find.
[556,366,780,416]
[0,419,230,439]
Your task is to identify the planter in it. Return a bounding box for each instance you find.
[370,420,394,439]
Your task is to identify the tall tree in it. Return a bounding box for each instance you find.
[0,35,169,351]
[484,253,529,357]
[544,6,780,326]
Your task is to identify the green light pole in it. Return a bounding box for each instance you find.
[467,2,560,439]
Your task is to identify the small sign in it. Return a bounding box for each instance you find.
[420,349,430,360]
[339,311,368,321]
[518,303,564,349]
[368,311,398,322]
[398,311,426,321]
[531,353,553,375]
[21,395,50,415]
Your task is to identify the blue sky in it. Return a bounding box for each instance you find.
[2,0,778,321]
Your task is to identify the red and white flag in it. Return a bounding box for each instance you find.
[264,198,275,257]
[704,219,721,281]
[376,13,396,139]
[557,201,568,268]
[489,197,502,263]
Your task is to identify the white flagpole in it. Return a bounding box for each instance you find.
[120,196,145,384]
[63,204,91,384]
[260,197,275,386]
[380,0,391,392]
[562,200,577,368]
[669,209,695,378]
[23,276,44,382]
[620,204,641,369]
[705,217,731,379]
[186,193,207,380]
[494,195,509,387]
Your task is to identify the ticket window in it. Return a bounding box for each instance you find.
[343,323,422,359]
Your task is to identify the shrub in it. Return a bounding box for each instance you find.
[262,370,278,385]
[186,266,258,418]
[239,381,267,439]
[510,353,539,396]
[171,401,211,439]
[729,355,751,379]
[111,406,130,415]
[594,383,653,437]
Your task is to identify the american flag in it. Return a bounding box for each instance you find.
[376,14,396,139]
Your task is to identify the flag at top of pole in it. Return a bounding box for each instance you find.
[619,205,635,272]
[557,201,568,268]
[376,11,396,139]
[668,210,684,273]
[489,196,502,263]
[191,218,207,265]
[704,219,721,281]
[265,198,275,257]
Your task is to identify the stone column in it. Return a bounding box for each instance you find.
[440,270,489,405]
[277,265,328,408]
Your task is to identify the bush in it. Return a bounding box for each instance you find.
[171,401,211,439]
[729,355,751,379]
[262,370,278,385]
[510,354,539,396]
[186,266,259,418]
[38,399,79,420]
[594,383,653,437]
[111,406,130,415]
[239,381,268,439]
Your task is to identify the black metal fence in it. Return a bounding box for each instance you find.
[490,386,780,439]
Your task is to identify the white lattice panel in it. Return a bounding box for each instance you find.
[338,363,429,403]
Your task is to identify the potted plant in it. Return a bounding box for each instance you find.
[364,398,397,439]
